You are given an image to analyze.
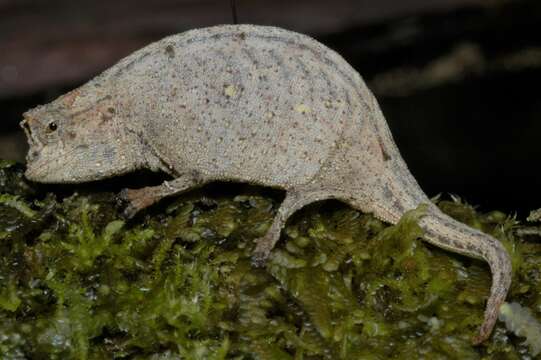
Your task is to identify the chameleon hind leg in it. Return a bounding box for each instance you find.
[252,187,335,266]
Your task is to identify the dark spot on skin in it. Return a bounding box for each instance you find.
[382,184,393,200]
[75,144,89,151]
[103,146,116,161]
[165,45,175,59]
[466,243,477,252]
[100,112,113,124]
[67,131,77,140]
[450,240,464,250]
[378,137,391,161]
[239,32,246,40]
[107,107,116,115]
[392,200,404,213]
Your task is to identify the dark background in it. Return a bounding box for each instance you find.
[0,0,539,216]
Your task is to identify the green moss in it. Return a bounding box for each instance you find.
[1,161,540,359]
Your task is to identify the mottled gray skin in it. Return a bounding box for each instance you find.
[21,25,511,344]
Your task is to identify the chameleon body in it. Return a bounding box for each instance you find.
[20,25,511,343]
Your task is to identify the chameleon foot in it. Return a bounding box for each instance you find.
[251,234,276,267]
[118,187,157,218]
[251,187,332,267]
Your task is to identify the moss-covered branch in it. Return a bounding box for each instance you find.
[1,160,540,359]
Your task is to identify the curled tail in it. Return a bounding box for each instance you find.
[361,82,511,342]
[419,206,512,344]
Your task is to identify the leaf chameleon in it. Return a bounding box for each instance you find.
[20,25,511,343]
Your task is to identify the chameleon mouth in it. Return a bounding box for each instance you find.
[23,148,47,182]
[23,151,60,184]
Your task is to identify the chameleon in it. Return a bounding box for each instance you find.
[20,24,511,344]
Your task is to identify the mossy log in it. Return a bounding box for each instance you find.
[1,160,541,358]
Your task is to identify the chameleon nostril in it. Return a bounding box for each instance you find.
[28,150,40,161]
[21,119,32,136]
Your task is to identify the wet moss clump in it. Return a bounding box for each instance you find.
[1,160,540,359]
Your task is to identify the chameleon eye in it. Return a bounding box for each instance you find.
[48,122,58,132]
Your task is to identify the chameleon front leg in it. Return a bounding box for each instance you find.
[252,187,335,266]
[119,173,202,218]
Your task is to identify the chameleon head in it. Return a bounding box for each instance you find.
[21,87,141,183]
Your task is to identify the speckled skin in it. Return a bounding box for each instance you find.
[21,25,511,344]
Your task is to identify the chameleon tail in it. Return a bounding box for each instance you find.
[418,207,512,344]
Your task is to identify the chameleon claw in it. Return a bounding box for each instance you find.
[251,249,270,268]
[251,230,277,268]
[117,188,152,219]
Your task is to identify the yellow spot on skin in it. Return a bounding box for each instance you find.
[224,85,237,98]
[295,104,311,114]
